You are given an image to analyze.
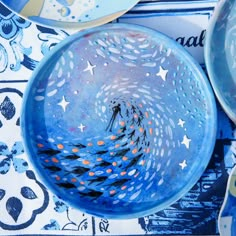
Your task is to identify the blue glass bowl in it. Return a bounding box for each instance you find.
[1,0,139,29]
[21,23,217,219]
[205,0,236,124]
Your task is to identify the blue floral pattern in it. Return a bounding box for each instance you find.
[0,4,30,40]
[42,196,89,231]
[0,141,49,230]
[0,141,27,174]
[0,3,69,73]
[0,3,33,72]
[37,25,69,55]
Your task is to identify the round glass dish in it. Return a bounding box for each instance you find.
[1,0,139,29]
[205,0,236,124]
[21,23,217,219]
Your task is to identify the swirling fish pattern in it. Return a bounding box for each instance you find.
[22,24,216,218]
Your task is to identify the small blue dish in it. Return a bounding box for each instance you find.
[205,0,236,124]
[21,23,217,219]
[1,0,139,29]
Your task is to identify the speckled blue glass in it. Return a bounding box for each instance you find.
[205,0,236,124]
[21,23,217,219]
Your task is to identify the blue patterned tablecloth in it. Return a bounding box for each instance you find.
[0,1,235,235]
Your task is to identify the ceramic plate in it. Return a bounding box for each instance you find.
[21,23,217,219]
[205,0,236,124]
[218,165,236,236]
[0,0,139,29]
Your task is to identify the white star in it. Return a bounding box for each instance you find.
[178,119,185,128]
[179,160,187,170]
[58,96,69,112]
[181,135,191,149]
[78,123,86,132]
[83,61,96,75]
[156,66,168,81]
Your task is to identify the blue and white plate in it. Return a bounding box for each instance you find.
[21,23,217,219]
[205,0,236,124]
[0,0,139,29]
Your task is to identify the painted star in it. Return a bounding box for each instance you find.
[178,119,185,128]
[78,123,86,132]
[83,60,96,75]
[181,135,191,149]
[179,160,187,170]
[58,96,69,112]
[156,66,168,81]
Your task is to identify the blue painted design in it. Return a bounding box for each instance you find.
[0,3,38,72]
[0,43,8,72]
[0,189,6,200]
[25,169,36,180]
[0,158,11,174]
[9,30,33,72]
[0,3,71,73]
[11,142,24,155]
[99,219,110,233]
[0,142,10,156]
[0,169,49,230]
[0,141,28,175]
[0,88,23,129]
[53,195,68,213]
[21,23,217,219]
[37,25,69,56]
[0,88,23,97]
[42,194,89,231]
[21,186,37,200]
[0,4,30,40]
[21,55,38,71]
[15,117,20,126]
[6,197,23,222]
[0,96,15,120]
[42,219,60,230]
[13,157,28,173]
